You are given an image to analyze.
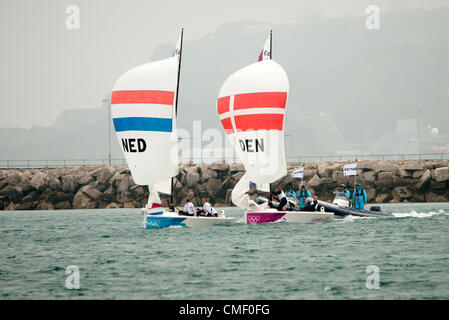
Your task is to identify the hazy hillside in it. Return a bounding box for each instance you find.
[166,8,449,153]
[1,7,448,160]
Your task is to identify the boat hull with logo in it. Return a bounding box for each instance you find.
[143,210,236,229]
[245,209,333,224]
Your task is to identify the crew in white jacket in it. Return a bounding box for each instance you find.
[180,199,195,216]
[201,198,218,217]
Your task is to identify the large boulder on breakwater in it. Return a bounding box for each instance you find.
[185,166,201,185]
[62,174,80,193]
[0,185,23,202]
[432,167,449,182]
[416,169,432,190]
[30,171,48,191]
[73,188,95,209]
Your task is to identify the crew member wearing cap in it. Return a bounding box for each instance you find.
[338,184,351,199]
[353,183,367,210]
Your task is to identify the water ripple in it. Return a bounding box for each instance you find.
[0,203,448,299]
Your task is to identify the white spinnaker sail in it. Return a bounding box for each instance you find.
[111,33,182,208]
[217,60,289,209]
[111,57,179,186]
[154,179,172,195]
[111,33,182,209]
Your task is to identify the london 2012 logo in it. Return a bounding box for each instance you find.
[247,215,261,224]
[146,220,160,228]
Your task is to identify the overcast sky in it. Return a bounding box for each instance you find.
[0,0,448,128]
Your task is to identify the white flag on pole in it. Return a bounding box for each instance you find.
[173,32,182,58]
[291,167,304,179]
[257,33,271,61]
[343,163,358,176]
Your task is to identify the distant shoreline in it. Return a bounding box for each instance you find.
[0,160,448,210]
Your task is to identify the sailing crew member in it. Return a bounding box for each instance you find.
[273,187,288,211]
[353,183,367,210]
[296,185,311,209]
[303,196,322,212]
[179,199,195,216]
[338,184,351,199]
[286,187,296,198]
[201,198,218,217]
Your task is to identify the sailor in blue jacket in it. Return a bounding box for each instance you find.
[296,185,311,209]
[353,183,367,210]
[338,184,351,199]
[286,187,296,198]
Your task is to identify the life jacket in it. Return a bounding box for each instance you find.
[300,190,308,198]
[339,188,349,198]
[355,188,365,202]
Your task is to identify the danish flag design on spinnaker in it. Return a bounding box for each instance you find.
[216,32,289,209]
[217,91,287,133]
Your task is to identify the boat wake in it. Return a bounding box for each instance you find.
[392,209,446,219]
[168,225,185,229]
[339,215,375,223]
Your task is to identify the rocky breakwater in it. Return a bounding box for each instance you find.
[0,166,145,210]
[0,163,245,210]
[0,160,448,210]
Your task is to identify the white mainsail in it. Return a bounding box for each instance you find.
[231,174,270,208]
[256,182,270,193]
[217,32,289,209]
[111,31,182,209]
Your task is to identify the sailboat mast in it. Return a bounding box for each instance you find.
[270,30,272,59]
[269,29,272,193]
[174,28,183,117]
[171,28,183,206]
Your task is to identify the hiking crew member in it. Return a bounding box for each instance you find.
[202,198,218,217]
[179,199,195,216]
[353,183,367,210]
[296,185,311,209]
[272,187,288,211]
[303,196,322,212]
[286,187,296,198]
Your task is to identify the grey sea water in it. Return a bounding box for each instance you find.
[1,203,448,300]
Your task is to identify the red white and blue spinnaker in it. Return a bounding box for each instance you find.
[111,30,235,229]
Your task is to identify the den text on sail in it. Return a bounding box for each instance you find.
[239,138,264,153]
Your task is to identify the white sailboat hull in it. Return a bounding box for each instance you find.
[142,210,236,229]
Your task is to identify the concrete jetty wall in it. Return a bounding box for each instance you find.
[0,160,448,210]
